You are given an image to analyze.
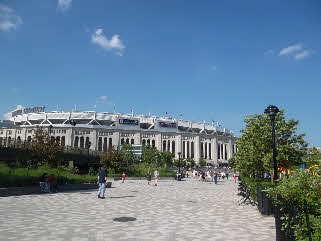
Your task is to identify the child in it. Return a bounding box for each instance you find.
[121,172,126,183]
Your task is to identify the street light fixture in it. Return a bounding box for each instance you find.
[264,105,280,181]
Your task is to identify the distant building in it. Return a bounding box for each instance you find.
[0,110,238,166]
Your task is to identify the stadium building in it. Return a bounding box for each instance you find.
[0,107,238,165]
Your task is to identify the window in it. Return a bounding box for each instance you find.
[103,137,108,152]
[108,138,112,149]
[80,136,84,148]
[61,136,65,147]
[225,144,228,160]
[187,141,190,158]
[209,143,212,159]
[28,130,32,134]
[171,141,175,154]
[27,136,32,142]
[74,136,79,147]
[191,141,194,158]
[205,143,207,159]
[163,140,166,152]
[147,139,150,146]
[98,137,102,151]
[167,140,170,153]
[201,143,204,158]
[182,141,185,159]
[152,140,155,148]
[142,139,146,146]
[126,138,129,144]
[56,136,60,144]
[131,139,134,145]
[217,143,220,159]
[121,138,124,145]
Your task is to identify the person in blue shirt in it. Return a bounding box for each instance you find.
[97,166,107,199]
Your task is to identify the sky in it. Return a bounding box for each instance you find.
[0,0,320,146]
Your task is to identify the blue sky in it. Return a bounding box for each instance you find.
[0,0,320,146]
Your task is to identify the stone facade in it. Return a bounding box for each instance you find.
[0,111,238,165]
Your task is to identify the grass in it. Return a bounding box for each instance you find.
[0,162,176,187]
[0,163,97,187]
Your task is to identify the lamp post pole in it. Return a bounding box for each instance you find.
[264,105,279,181]
[178,152,181,175]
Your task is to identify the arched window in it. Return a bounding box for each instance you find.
[201,142,204,158]
[108,138,112,149]
[51,136,55,143]
[131,139,134,145]
[56,136,60,145]
[27,136,32,143]
[167,140,170,153]
[98,137,102,151]
[225,144,228,160]
[74,136,79,147]
[152,140,155,148]
[0,137,2,146]
[191,141,194,158]
[142,139,146,146]
[103,137,107,152]
[217,143,220,159]
[126,138,129,144]
[147,139,150,146]
[171,140,175,154]
[61,136,65,147]
[85,137,90,148]
[209,143,212,159]
[182,141,186,159]
[163,140,166,152]
[8,136,11,146]
[221,144,224,160]
[187,141,190,158]
[80,136,85,148]
[17,136,21,143]
[205,143,207,159]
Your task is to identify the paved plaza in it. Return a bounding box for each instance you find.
[0,178,276,241]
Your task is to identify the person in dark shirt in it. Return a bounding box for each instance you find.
[97,166,107,199]
[146,172,151,185]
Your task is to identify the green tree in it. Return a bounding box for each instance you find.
[199,157,206,167]
[231,110,308,178]
[119,143,136,167]
[303,147,321,169]
[100,146,122,172]
[142,145,160,165]
[159,152,174,167]
[31,127,61,167]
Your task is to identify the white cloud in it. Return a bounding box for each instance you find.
[3,105,24,120]
[57,0,72,12]
[91,28,125,56]
[278,43,302,56]
[294,50,312,60]
[98,96,108,103]
[0,4,22,31]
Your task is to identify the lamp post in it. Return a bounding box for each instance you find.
[178,152,181,175]
[264,105,279,181]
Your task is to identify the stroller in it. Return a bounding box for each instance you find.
[39,173,50,193]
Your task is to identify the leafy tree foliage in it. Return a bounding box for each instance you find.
[100,146,122,172]
[119,143,137,167]
[159,152,174,167]
[141,145,160,165]
[199,157,207,167]
[232,110,308,178]
[30,128,61,167]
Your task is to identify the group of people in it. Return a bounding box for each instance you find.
[96,166,161,199]
[39,173,58,193]
[191,169,238,183]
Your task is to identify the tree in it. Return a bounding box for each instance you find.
[119,143,136,167]
[100,146,122,172]
[159,152,174,167]
[199,157,206,167]
[142,145,160,165]
[31,127,61,167]
[231,110,308,178]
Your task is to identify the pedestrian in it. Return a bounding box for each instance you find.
[121,172,126,183]
[97,166,107,199]
[214,173,218,184]
[201,172,205,182]
[39,173,50,193]
[226,172,229,180]
[154,169,159,186]
[47,174,58,193]
[233,173,237,183]
[146,171,152,185]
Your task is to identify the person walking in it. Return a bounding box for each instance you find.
[154,169,159,186]
[121,172,126,183]
[226,172,229,180]
[146,171,152,185]
[97,166,107,199]
[214,172,218,184]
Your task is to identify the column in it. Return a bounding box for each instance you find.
[194,136,200,164]
[212,137,218,166]
[156,133,162,152]
[176,134,182,159]
[228,138,233,160]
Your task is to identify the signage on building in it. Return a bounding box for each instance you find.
[159,122,177,128]
[119,118,139,125]
[11,106,45,117]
